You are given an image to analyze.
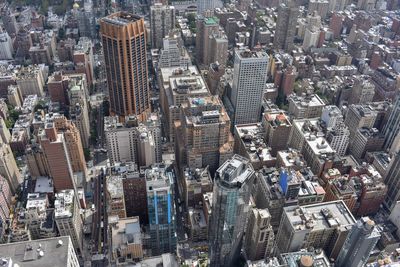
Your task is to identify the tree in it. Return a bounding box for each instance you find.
[34,100,46,112]
[58,28,65,40]
[40,0,49,15]
[84,148,91,161]
[187,13,197,33]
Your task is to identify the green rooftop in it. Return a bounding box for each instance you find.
[205,17,219,25]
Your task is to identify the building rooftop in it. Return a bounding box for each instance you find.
[110,216,142,253]
[0,236,76,267]
[264,112,291,128]
[285,201,356,232]
[33,176,54,194]
[277,149,307,169]
[280,249,332,267]
[292,118,324,137]
[188,208,207,229]
[305,136,335,157]
[25,193,48,214]
[237,49,268,60]
[107,175,124,199]
[288,93,325,108]
[235,123,275,164]
[102,12,142,26]
[216,154,254,185]
[145,164,174,191]
[54,190,75,218]
[183,167,212,187]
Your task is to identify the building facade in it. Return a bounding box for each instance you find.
[209,155,255,267]
[229,50,269,125]
[100,12,150,120]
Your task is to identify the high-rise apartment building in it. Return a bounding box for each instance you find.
[159,66,210,142]
[53,115,87,177]
[100,12,150,120]
[326,122,350,157]
[175,96,234,174]
[349,128,385,162]
[336,217,381,267]
[244,208,275,261]
[209,155,255,267]
[145,164,177,256]
[384,152,400,211]
[229,50,269,125]
[26,144,50,178]
[273,0,299,52]
[0,143,22,193]
[104,115,160,166]
[383,96,400,152]
[158,31,191,68]
[68,74,90,149]
[39,123,75,191]
[344,104,377,139]
[54,190,83,254]
[349,76,375,105]
[196,17,219,66]
[150,4,175,49]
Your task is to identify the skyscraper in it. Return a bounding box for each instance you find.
[100,12,150,121]
[150,4,175,49]
[273,0,299,51]
[229,50,269,125]
[384,152,400,211]
[39,123,75,192]
[209,155,255,267]
[145,164,177,256]
[336,217,381,267]
[196,17,219,66]
[383,96,400,152]
[0,143,22,194]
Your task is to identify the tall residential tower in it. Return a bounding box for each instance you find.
[273,0,299,51]
[229,50,269,125]
[100,12,150,120]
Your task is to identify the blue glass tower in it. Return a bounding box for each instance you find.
[145,165,177,256]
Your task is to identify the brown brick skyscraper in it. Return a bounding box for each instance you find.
[100,12,150,121]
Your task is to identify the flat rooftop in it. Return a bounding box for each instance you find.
[0,236,75,267]
[285,201,356,232]
[102,12,142,26]
[110,216,142,252]
[107,175,124,199]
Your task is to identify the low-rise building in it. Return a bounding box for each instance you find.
[288,94,325,119]
[275,201,356,259]
[234,123,276,170]
[109,215,143,264]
